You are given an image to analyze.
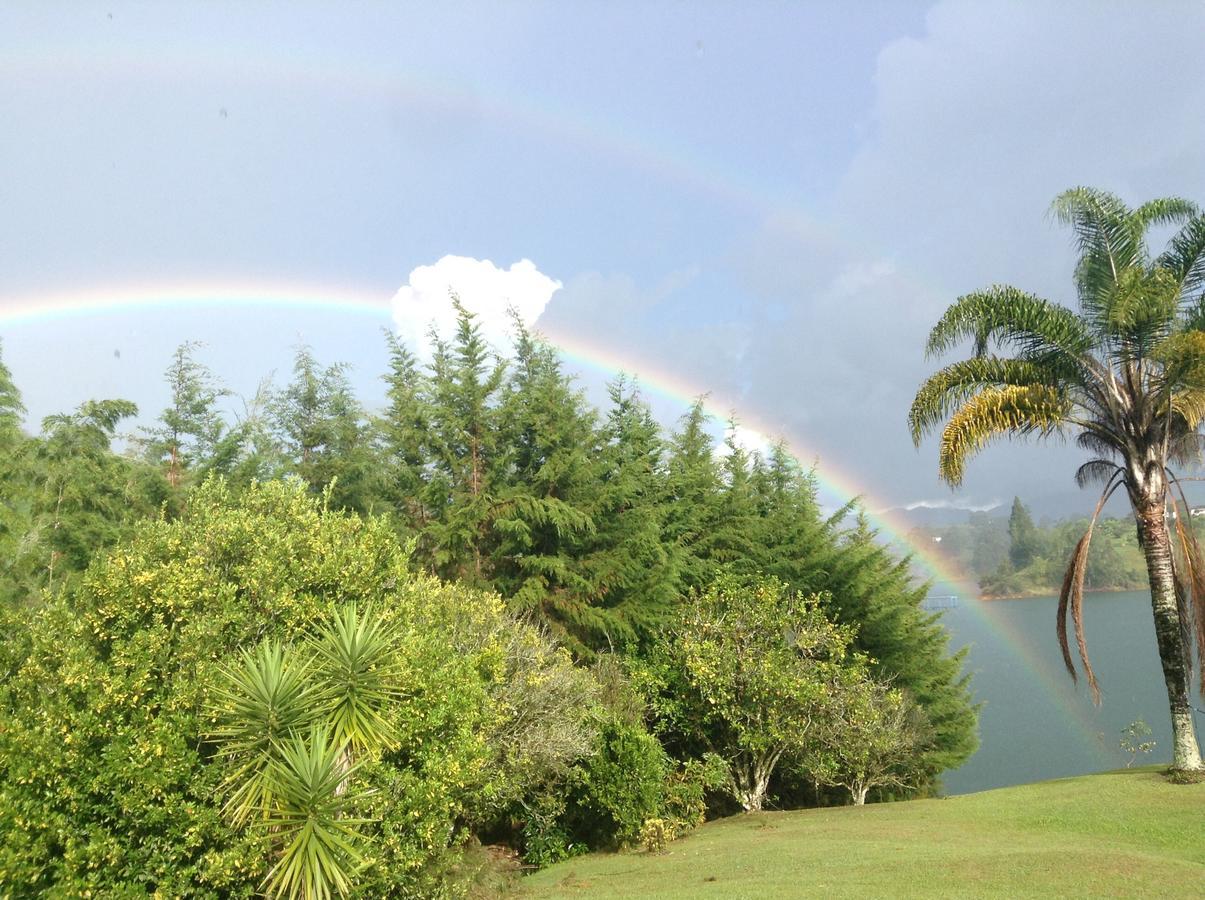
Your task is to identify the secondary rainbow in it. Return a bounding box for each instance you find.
[0,283,1114,755]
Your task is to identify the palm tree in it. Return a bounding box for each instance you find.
[909,187,1205,773]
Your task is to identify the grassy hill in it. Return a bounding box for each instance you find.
[518,769,1204,899]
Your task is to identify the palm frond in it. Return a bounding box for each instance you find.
[924,286,1093,361]
[1050,187,1143,318]
[1075,429,1122,459]
[1168,477,1205,696]
[937,385,1068,486]
[1157,212,1205,300]
[1074,458,1121,489]
[1056,475,1121,704]
[908,356,1060,445]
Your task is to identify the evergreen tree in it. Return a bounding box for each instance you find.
[1007,496,1042,570]
[141,342,230,489]
[417,300,507,586]
[576,377,681,649]
[663,401,723,592]
[809,513,978,785]
[377,331,431,532]
[271,346,380,514]
[491,321,600,651]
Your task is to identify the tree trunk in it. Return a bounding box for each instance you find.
[1133,494,1203,771]
[850,782,869,806]
[732,756,775,812]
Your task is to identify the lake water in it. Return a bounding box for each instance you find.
[933,584,1205,795]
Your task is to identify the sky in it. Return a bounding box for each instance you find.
[4,1,1205,521]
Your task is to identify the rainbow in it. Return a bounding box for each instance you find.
[0,283,1114,755]
[2,45,1110,755]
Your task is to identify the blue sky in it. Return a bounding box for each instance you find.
[4,1,1205,518]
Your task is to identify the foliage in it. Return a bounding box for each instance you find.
[0,479,597,897]
[811,679,928,805]
[141,341,231,490]
[1120,719,1157,768]
[638,572,864,812]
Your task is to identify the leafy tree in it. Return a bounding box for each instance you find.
[639,572,862,812]
[910,187,1205,771]
[27,399,167,592]
[812,679,928,805]
[0,346,33,605]
[815,515,978,785]
[1007,497,1042,569]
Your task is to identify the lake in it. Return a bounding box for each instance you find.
[933,585,1205,795]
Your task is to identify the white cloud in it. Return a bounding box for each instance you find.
[391,255,562,358]
[711,422,772,461]
[896,498,1002,513]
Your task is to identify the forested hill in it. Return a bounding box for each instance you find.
[907,497,1171,598]
[0,305,977,896]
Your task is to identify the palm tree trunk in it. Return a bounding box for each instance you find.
[1134,496,1203,771]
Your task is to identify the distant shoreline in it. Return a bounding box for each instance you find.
[979,585,1146,601]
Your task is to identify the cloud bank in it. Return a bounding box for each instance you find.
[391,255,562,358]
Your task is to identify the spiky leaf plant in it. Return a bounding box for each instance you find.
[261,727,371,900]
[209,639,317,825]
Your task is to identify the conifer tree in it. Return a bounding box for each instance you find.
[377,331,431,532]
[811,513,978,784]
[1007,497,1042,570]
[418,300,506,585]
[142,342,230,489]
[576,377,681,648]
[491,321,600,651]
[663,401,723,592]
[272,346,380,514]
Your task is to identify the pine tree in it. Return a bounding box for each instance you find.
[663,401,723,592]
[271,346,380,514]
[576,377,681,649]
[809,513,978,785]
[417,300,507,586]
[377,331,431,533]
[141,342,230,490]
[1007,496,1042,570]
[491,320,600,651]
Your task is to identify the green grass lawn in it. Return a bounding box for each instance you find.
[518,769,1204,899]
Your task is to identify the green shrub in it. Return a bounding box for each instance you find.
[0,479,598,897]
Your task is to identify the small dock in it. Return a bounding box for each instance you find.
[922,594,959,611]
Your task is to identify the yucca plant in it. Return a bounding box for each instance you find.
[210,604,406,897]
[309,602,405,766]
[261,727,372,900]
[910,187,1205,772]
[209,639,317,825]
